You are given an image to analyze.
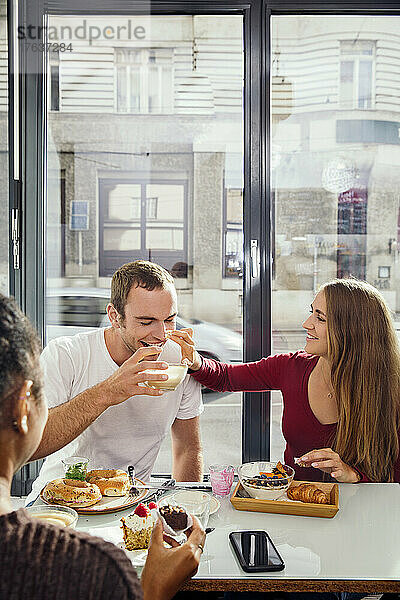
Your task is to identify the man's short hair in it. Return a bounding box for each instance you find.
[111,260,175,318]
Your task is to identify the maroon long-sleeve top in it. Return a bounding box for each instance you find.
[191,351,400,483]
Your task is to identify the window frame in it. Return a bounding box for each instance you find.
[10,0,400,475]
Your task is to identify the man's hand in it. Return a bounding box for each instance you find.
[101,346,169,405]
[141,517,205,600]
[298,448,360,483]
[166,328,202,371]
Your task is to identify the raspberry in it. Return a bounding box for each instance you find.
[134,503,150,517]
[148,502,157,510]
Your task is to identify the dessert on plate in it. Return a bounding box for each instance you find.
[121,502,157,550]
[159,504,189,532]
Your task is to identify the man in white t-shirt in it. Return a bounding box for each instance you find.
[27,261,203,503]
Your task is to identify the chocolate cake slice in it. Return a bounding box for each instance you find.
[159,504,188,531]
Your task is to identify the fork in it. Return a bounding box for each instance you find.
[128,465,139,497]
[128,466,177,498]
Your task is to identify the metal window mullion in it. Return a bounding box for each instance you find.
[242,0,270,463]
[8,0,23,300]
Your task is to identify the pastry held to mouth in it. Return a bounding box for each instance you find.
[140,340,165,348]
[139,341,165,359]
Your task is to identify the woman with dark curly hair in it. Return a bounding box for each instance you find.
[0,294,204,600]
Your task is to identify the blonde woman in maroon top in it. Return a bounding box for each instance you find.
[170,279,400,483]
[0,295,205,600]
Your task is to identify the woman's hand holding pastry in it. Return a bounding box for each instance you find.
[142,516,205,600]
[298,448,360,483]
[166,328,202,371]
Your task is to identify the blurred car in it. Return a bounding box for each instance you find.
[46,288,110,341]
[45,287,243,364]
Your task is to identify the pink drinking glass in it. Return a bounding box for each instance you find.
[209,464,235,497]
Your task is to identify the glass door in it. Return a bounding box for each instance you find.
[270,13,400,459]
[0,0,9,294]
[44,12,245,471]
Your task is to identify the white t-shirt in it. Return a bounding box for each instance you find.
[27,329,203,503]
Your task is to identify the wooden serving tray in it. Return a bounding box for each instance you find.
[230,480,339,518]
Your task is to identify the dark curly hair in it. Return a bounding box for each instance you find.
[0,294,43,423]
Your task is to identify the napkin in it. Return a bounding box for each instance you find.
[158,337,182,363]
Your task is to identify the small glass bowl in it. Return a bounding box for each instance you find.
[61,456,89,480]
[159,490,211,530]
[238,461,295,500]
[26,505,79,529]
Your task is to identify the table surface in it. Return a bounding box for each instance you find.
[34,482,400,592]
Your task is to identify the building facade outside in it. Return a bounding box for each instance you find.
[1,11,400,341]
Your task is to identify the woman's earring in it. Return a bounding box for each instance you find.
[12,417,28,432]
[21,415,28,432]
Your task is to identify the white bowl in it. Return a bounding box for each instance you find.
[238,461,295,500]
[26,504,79,528]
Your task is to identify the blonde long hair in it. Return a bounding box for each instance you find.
[322,279,400,482]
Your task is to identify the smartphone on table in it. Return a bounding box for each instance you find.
[229,530,285,573]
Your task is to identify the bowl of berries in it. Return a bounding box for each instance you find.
[238,461,295,500]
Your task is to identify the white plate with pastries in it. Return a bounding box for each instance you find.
[40,474,148,515]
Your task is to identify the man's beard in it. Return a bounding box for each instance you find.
[119,329,161,361]
[119,329,139,356]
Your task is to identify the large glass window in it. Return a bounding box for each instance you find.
[0,0,8,294]
[45,14,244,472]
[271,15,400,460]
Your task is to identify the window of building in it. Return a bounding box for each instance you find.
[223,188,243,278]
[99,179,187,277]
[339,40,375,109]
[337,188,367,280]
[115,48,174,113]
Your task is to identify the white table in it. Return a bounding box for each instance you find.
[35,483,400,593]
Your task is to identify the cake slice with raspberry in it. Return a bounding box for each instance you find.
[121,503,156,550]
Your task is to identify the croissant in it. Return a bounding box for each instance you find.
[287,483,330,504]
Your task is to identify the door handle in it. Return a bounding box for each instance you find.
[251,239,259,278]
